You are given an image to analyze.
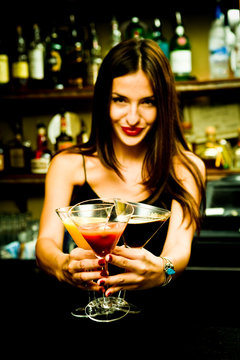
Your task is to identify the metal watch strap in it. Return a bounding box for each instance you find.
[160,256,176,287]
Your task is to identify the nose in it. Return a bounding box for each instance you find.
[126,103,140,126]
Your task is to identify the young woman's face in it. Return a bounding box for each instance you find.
[110,70,157,147]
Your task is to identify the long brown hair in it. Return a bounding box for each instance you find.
[70,38,205,232]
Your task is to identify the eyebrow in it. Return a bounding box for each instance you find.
[112,92,127,99]
[111,92,155,100]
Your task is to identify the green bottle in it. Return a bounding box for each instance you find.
[125,17,146,39]
[169,12,192,80]
[152,18,169,58]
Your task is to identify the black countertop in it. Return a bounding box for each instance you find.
[1,259,240,358]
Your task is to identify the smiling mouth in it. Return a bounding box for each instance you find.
[121,126,144,136]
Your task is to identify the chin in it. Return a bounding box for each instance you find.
[121,137,145,147]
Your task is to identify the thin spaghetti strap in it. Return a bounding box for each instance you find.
[82,154,87,182]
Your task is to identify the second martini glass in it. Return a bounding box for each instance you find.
[69,198,134,322]
[120,202,171,313]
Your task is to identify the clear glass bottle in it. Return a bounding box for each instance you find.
[208,3,229,79]
[86,23,102,85]
[28,23,45,89]
[11,25,29,91]
[111,17,121,48]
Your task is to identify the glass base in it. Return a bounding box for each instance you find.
[71,305,88,318]
[128,303,142,314]
[85,297,130,322]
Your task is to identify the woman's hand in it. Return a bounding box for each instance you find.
[61,247,105,292]
[97,246,166,296]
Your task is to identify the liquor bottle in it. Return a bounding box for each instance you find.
[152,18,169,58]
[233,127,240,168]
[45,26,64,89]
[234,20,240,77]
[76,119,88,144]
[169,12,192,80]
[198,126,232,169]
[31,123,51,174]
[0,136,5,172]
[0,38,10,93]
[125,17,146,39]
[55,113,74,151]
[65,14,86,88]
[111,17,121,48]
[7,122,32,173]
[208,2,229,79]
[28,23,45,89]
[11,25,29,91]
[198,126,222,169]
[86,23,102,85]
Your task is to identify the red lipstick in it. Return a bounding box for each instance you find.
[121,126,143,136]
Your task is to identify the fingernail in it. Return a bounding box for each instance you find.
[98,258,106,266]
[100,269,108,277]
[98,279,105,286]
[106,254,112,262]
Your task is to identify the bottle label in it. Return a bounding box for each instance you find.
[9,148,25,168]
[0,153,4,171]
[209,48,229,79]
[12,61,29,79]
[170,50,192,74]
[29,48,44,79]
[57,141,73,150]
[0,54,9,83]
[31,157,50,174]
[49,50,62,72]
[177,37,187,46]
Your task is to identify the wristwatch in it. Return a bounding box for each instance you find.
[160,256,176,287]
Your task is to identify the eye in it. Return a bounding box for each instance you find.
[141,97,156,106]
[111,96,126,104]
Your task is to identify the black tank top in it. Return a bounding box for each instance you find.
[67,155,171,255]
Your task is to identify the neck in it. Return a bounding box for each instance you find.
[113,138,147,167]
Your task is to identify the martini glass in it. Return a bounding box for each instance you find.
[56,206,94,318]
[120,202,171,313]
[69,198,134,322]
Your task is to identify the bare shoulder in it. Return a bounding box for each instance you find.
[174,151,206,180]
[185,151,206,177]
[47,151,86,185]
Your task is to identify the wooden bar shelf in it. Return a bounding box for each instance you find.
[1,78,240,102]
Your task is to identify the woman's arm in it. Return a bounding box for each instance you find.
[35,153,103,291]
[99,154,206,295]
[161,153,206,275]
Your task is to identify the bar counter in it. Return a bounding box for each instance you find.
[1,257,240,357]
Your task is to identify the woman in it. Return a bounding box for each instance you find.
[36,38,206,296]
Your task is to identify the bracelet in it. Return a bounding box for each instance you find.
[160,256,176,287]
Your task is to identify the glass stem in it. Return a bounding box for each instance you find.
[102,262,110,307]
